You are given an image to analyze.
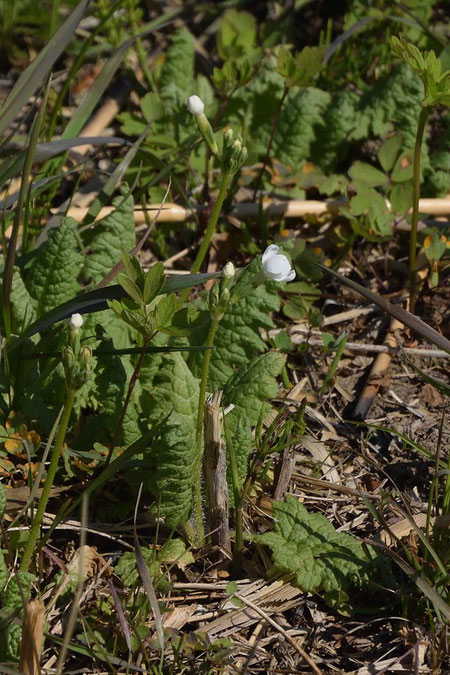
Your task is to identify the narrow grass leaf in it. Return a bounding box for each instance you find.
[133,485,164,664]
[83,123,152,225]
[0,0,89,137]
[10,272,220,349]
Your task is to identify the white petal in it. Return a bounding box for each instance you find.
[262,244,279,264]
[284,269,296,282]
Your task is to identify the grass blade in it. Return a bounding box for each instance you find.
[9,271,220,349]
[0,0,89,138]
[2,79,51,337]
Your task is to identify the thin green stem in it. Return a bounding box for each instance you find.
[191,316,220,547]
[178,171,231,307]
[105,336,150,467]
[224,417,243,578]
[409,105,431,313]
[20,388,76,573]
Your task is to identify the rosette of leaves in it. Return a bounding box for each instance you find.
[257,495,375,613]
[108,254,188,341]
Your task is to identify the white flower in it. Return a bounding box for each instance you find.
[262,245,296,282]
[69,313,84,329]
[187,95,204,116]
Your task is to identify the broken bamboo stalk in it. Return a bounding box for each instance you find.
[56,196,450,225]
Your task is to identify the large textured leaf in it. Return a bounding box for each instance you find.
[257,495,372,609]
[26,217,83,316]
[159,27,195,93]
[223,352,285,428]
[188,281,281,390]
[10,268,36,331]
[132,353,199,527]
[274,87,330,168]
[223,351,285,488]
[91,338,141,446]
[83,191,136,284]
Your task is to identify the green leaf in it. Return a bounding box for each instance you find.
[144,262,165,305]
[117,274,143,305]
[122,252,142,285]
[391,150,414,182]
[10,268,36,332]
[349,161,386,187]
[187,278,281,390]
[83,192,136,285]
[91,337,141,446]
[277,45,324,89]
[26,217,83,316]
[257,495,372,608]
[135,353,199,527]
[223,352,285,428]
[390,182,413,214]
[274,87,330,168]
[349,185,375,216]
[140,92,164,124]
[159,27,195,93]
[377,134,403,173]
[424,231,447,261]
[156,293,176,329]
[223,352,285,489]
[217,9,257,61]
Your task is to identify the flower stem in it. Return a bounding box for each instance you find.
[409,105,430,313]
[105,336,150,467]
[224,419,243,578]
[178,171,231,307]
[191,316,221,547]
[20,388,76,573]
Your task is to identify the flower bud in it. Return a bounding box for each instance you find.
[187,95,205,115]
[187,95,218,155]
[69,313,83,329]
[222,262,235,280]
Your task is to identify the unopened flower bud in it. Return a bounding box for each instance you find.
[187,95,218,155]
[187,95,205,115]
[69,313,83,329]
[222,262,235,280]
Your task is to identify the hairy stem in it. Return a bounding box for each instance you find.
[20,388,76,573]
[178,171,231,307]
[105,337,150,466]
[409,106,430,313]
[224,419,243,578]
[191,316,221,547]
[252,85,289,200]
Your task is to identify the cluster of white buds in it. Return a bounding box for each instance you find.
[209,262,237,320]
[63,313,93,391]
[220,128,247,175]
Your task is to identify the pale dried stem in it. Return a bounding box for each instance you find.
[57,196,450,225]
